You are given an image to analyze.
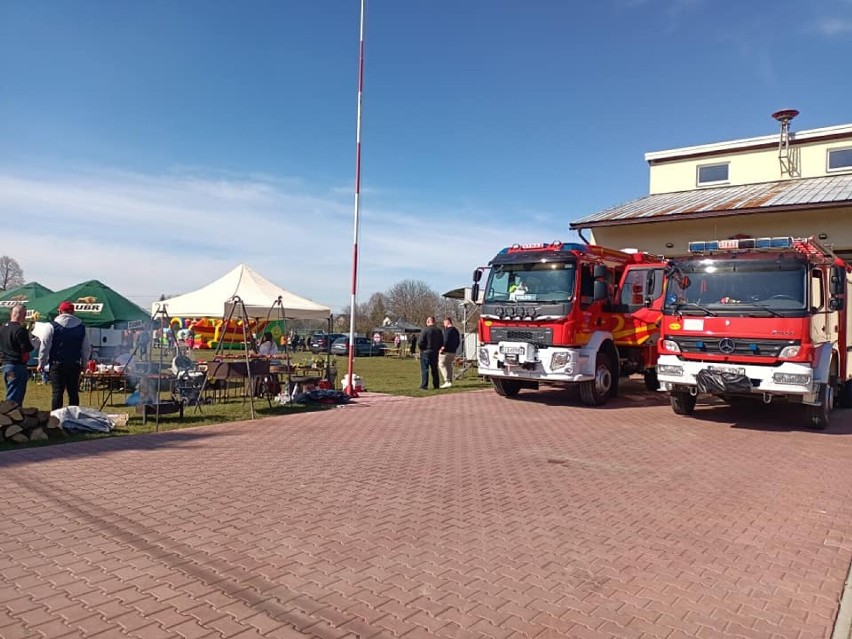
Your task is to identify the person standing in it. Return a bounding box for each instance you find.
[258,332,279,356]
[38,301,91,410]
[417,316,443,390]
[438,317,461,388]
[136,328,151,361]
[0,304,35,406]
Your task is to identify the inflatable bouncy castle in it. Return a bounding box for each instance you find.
[167,317,288,350]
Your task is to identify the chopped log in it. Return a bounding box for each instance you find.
[29,428,48,442]
[7,409,23,422]
[47,416,61,429]
[0,414,11,427]
[4,424,23,439]
[21,407,38,417]
[46,426,66,440]
[21,416,39,431]
[37,411,50,423]
[0,400,17,414]
[10,433,29,444]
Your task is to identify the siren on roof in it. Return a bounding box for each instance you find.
[772,108,799,176]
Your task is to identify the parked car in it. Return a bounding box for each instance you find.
[330,336,386,357]
[309,333,345,353]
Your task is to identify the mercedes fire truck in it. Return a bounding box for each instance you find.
[472,241,666,405]
[656,236,852,429]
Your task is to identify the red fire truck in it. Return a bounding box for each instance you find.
[656,236,852,429]
[471,241,666,404]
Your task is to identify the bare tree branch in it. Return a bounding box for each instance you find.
[0,256,24,291]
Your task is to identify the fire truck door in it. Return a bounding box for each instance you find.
[811,268,830,343]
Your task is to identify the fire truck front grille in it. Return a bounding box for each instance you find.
[490,327,553,347]
[672,337,799,358]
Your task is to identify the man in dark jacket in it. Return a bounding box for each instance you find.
[37,301,91,410]
[439,317,461,388]
[417,316,443,390]
[0,304,35,405]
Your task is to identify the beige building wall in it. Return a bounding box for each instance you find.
[649,139,852,195]
[587,205,852,258]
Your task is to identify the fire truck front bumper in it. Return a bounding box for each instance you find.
[477,342,599,383]
[656,354,818,401]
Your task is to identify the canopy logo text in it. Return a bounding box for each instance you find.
[74,297,104,314]
[0,298,28,307]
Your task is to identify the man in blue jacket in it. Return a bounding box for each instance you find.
[439,317,461,388]
[37,301,91,410]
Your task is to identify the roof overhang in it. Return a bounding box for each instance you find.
[571,174,852,230]
[571,199,847,229]
[645,123,852,164]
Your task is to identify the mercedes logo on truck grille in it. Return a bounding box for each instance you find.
[718,338,736,354]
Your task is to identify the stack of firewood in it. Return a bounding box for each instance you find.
[0,400,65,444]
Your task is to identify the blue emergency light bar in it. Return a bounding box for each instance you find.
[687,236,794,253]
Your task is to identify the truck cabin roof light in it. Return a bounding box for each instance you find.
[500,241,588,256]
[688,236,794,253]
[506,241,565,254]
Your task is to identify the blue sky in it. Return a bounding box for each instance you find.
[2,0,851,314]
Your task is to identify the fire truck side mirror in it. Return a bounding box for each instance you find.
[593,280,608,302]
[592,265,608,280]
[830,266,846,296]
[471,269,483,304]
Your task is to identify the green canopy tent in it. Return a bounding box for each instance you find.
[0,282,54,323]
[28,280,149,329]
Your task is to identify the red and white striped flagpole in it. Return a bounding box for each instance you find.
[345,0,366,397]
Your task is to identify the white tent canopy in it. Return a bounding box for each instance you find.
[151,264,331,320]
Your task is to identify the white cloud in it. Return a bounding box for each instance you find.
[813,17,852,35]
[0,165,567,314]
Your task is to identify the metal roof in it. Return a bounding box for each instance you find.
[571,174,852,229]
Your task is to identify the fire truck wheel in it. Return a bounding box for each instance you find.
[492,378,521,398]
[670,391,696,415]
[838,380,852,409]
[579,352,613,406]
[808,384,832,430]
[643,369,659,392]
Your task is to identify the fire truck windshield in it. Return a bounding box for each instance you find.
[665,258,808,315]
[484,262,576,304]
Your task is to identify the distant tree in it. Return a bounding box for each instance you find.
[385,279,441,325]
[362,292,388,332]
[0,256,24,291]
[336,299,376,336]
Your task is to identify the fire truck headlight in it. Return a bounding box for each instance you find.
[657,364,684,376]
[550,352,572,370]
[661,339,681,353]
[778,345,801,359]
[478,348,490,367]
[772,372,811,385]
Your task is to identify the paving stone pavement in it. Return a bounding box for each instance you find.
[1,384,851,639]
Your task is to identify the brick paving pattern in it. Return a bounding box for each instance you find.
[1,383,851,638]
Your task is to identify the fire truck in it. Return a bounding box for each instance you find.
[656,236,852,429]
[471,241,666,405]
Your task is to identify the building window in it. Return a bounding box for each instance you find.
[827,147,852,172]
[696,163,729,186]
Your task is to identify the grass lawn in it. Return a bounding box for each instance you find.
[1,348,489,451]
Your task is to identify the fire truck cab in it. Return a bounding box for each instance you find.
[472,241,665,405]
[656,236,852,429]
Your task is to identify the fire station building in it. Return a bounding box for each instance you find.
[570,112,852,262]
